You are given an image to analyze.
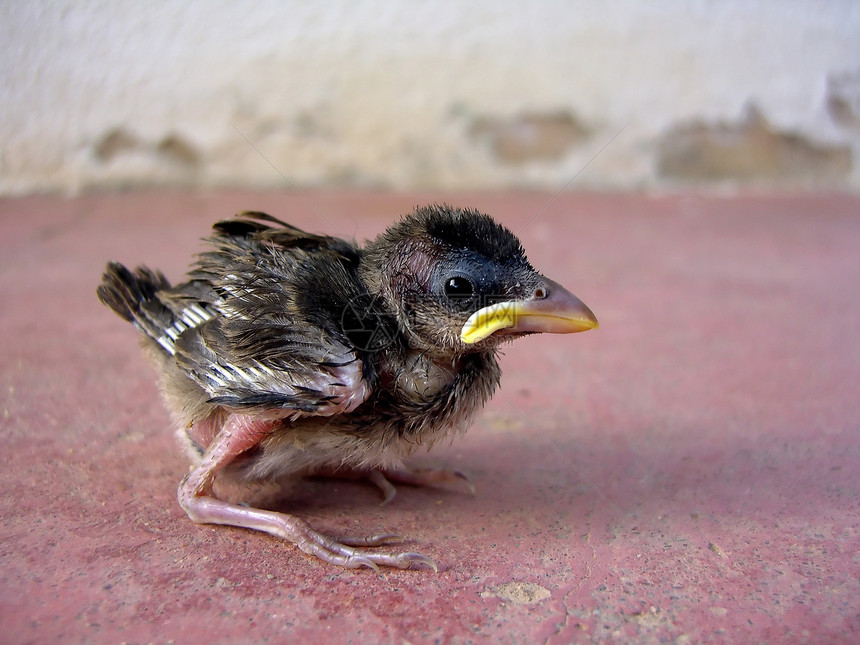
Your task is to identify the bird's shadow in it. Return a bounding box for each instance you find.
[207,417,843,570]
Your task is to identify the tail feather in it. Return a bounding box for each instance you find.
[97,262,174,344]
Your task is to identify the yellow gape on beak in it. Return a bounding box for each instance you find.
[461,278,598,344]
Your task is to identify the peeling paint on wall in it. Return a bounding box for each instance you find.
[156,135,200,168]
[93,129,140,163]
[469,112,590,164]
[93,129,200,169]
[657,106,853,186]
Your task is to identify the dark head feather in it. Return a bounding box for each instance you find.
[372,204,526,265]
[416,204,525,263]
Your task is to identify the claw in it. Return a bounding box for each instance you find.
[350,556,379,572]
[451,469,476,495]
[400,553,438,572]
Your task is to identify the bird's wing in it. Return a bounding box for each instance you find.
[162,212,375,416]
[172,319,370,416]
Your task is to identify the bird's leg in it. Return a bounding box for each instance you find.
[178,413,436,570]
[367,470,398,505]
[382,465,475,494]
[369,465,475,504]
[178,413,273,512]
[317,464,475,505]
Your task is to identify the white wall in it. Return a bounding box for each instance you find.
[2,0,859,194]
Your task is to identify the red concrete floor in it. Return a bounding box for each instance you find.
[0,190,858,643]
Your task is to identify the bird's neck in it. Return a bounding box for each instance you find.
[378,344,498,406]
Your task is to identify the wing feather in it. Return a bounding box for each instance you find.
[163,212,375,416]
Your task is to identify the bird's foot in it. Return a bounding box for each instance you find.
[180,493,436,571]
[295,524,437,571]
[368,465,475,505]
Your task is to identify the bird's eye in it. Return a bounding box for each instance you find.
[444,276,474,298]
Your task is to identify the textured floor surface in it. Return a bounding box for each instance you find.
[1,191,858,643]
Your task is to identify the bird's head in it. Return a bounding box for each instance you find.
[360,205,597,356]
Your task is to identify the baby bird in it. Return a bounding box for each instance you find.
[97,205,597,570]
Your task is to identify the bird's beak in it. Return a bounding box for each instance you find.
[461,277,598,344]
